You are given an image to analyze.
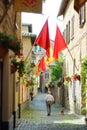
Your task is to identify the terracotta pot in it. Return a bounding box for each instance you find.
[57,81,62,87]
[11,65,17,73]
[19,73,23,77]
[0,45,8,58]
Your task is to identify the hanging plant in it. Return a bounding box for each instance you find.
[81,56,87,84]
[11,57,18,73]
[30,62,35,67]
[57,81,62,87]
[0,45,8,58]
[9,39,21,55]
[72,74,81,81]
[0,32,21,55]
[17,60,25,76]
[11,57,25,76]
[64,76,71,86]
[11,64,17,73]
[64,76,71,82]
[81,56,87,116]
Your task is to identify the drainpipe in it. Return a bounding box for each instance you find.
[61,62,65,107]
[61,76,65,107]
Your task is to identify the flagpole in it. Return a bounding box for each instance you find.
[67,47,78,71]
[25,42,35,61]
[25,18,49,61]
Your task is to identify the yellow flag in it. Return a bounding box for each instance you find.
[45,48,55,66]
[34,63,40,76]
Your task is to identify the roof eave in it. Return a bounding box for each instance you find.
[57,0,69,16]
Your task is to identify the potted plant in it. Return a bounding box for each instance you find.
[0,45,8,58]
[9,39,21,55]
[11,58,18,73]
[64,76,71,82]
[64,76,71,86]
[0,32,9,58]
[0,32,21,56]
[30,62,35,67]
[81,107,87,124]
[17,60,25,76]
[72,74,80,81]
[57,81,62,87]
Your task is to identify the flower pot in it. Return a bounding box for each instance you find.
[11,65,17,73]
[19,73,24,77]
[0,45,8,58]
[57,81,62,87]
[72,74,80,81]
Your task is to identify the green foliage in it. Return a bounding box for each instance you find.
[81,56,87,115]
[81,56,87,84]
[11,58,25,74]
[17,60,25,74]
[81,107,87,114]
[0,32,13,47]
[0,32,21,54]
[25,64,31,75]
[50,56,63,81]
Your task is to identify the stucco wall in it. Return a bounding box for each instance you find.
[0,1,21,129]
[62,0,87,114]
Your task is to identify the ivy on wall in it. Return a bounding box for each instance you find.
[81,55,87,115]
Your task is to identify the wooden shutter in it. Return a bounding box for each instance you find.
[79,5,85,28]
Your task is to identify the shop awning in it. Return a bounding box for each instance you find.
[14,0,42,14]
[74,0,87,12]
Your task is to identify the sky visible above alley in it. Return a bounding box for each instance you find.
[22,0,63,40]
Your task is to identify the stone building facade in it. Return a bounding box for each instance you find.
[58,0,87,114]
[0,1,22,130]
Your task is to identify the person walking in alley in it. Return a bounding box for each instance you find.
[45,91,54,116]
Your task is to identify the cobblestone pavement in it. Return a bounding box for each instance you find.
[15,93,87,130]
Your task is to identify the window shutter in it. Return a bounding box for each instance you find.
[71,16,74,39]
[66,21,70,44]
[79,5,85,28]
[68,21,70,44]
[28,24,32,33]
[63,29,66,43]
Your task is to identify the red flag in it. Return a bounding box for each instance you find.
[35,19,50,57]
[38,57,46,72]
[53,25,67,59]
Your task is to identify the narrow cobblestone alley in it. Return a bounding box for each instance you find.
[15,93,87,130]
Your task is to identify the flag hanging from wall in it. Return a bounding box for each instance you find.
[38,57,46,72]
[14,0,42,13]
[35,19,50,57]
[53,25,67,59]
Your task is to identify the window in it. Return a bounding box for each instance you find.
[71,16,74,39]
[28,24,32,33]
[79,5,85,28]
[45,73,49,79]
[63,29,66,43]
[34,46,37,51]
[30,35,36,45]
